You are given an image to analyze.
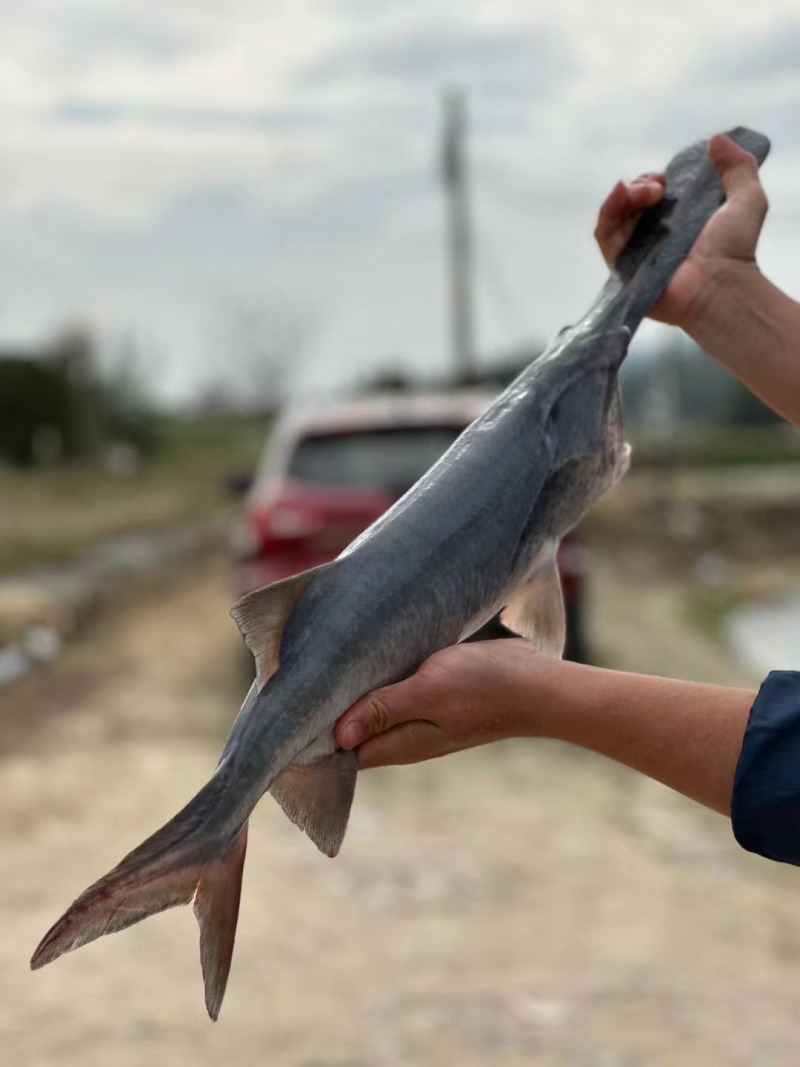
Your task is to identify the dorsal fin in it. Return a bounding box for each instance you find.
[501,541,566,657]
[229,563,331,689]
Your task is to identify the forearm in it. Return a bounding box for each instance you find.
[684,265,800,427]
[338,643,756,801]
[529,659,755,816]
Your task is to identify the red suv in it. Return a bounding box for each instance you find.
[232,393,588,661]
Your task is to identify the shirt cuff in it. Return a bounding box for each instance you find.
[732,670,800,865]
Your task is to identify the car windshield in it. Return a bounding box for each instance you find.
[287,426,463,490]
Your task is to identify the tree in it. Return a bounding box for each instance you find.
[206,296,316,413]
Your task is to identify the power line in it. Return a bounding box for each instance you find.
[474,221,533,340]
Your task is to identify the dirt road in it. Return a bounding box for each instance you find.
[3,552,800,1066]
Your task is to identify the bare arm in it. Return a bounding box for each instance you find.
[595,132,800,426]
[683,267,800,428]
[335,641,755,817]
[334,137,793,814]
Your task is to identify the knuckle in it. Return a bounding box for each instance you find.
[368,692,394,734]
[740,180,769,220]
[594,217,611,245]
[419,647,455,680]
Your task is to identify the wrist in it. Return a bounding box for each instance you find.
[678,258,765,340]
[507,648,592,741]
[533,659,634,750]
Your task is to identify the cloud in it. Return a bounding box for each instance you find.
[1,0,800,405]
[710,23,800,83]
[304,25,573,101]
[47,12,204,67]
[51,99,331,134]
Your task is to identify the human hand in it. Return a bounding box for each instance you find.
[594,133,769,328]
[335,639,556,769]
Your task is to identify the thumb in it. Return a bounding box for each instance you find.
[335,684,408,751]
[709,133,768,213]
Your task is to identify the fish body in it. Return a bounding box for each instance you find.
[31,128,770,1018]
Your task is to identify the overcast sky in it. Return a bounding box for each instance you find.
[2,0,800,404]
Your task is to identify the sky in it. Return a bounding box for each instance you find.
[2,0,800,405]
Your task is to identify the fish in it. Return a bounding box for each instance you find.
[31,127,770,1018]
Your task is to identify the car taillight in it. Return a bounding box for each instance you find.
[267,504,321,538]
[230,520,261,559]
[556,540,585,579]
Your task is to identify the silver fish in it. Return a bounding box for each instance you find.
[31,127,770,1018]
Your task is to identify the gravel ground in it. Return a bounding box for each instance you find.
[2,550,799,1066]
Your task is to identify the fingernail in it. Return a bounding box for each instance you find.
[340,722,365,750]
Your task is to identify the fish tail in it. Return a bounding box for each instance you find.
[30,776,248,1021]
[194,823,248,1020]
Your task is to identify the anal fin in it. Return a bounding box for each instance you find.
[501,542,566,657]
[270,750,358,858]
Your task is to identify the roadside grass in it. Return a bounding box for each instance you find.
[594,459,800,650]
[684,581,744,644]
[628,424,800,468]
[0,415,268,575]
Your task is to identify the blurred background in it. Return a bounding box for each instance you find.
[3,1,800,1064]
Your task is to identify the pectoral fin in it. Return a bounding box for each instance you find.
[270,750,358,858]
[501,543,566,657]
[230,563,332,690]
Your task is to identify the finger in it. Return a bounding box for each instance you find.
[355,721,447,770]
[709,133,768,218]
[594,180,629,247]
[629,171,665,195]
[594,178,664,265]
[596,174,665,233]
[631,171,666,190]
[625,181,665,213]
[335,681,414,750]
[709,134,758,190]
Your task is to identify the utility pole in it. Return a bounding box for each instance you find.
[441,89,475,380]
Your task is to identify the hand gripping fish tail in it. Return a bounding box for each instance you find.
[30,126,770,1020]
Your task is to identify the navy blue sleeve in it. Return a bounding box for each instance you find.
[732,670,800,865]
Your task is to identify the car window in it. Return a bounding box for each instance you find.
[287,426,463,491]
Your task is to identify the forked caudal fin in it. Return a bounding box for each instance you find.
[30,779,248,1021]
